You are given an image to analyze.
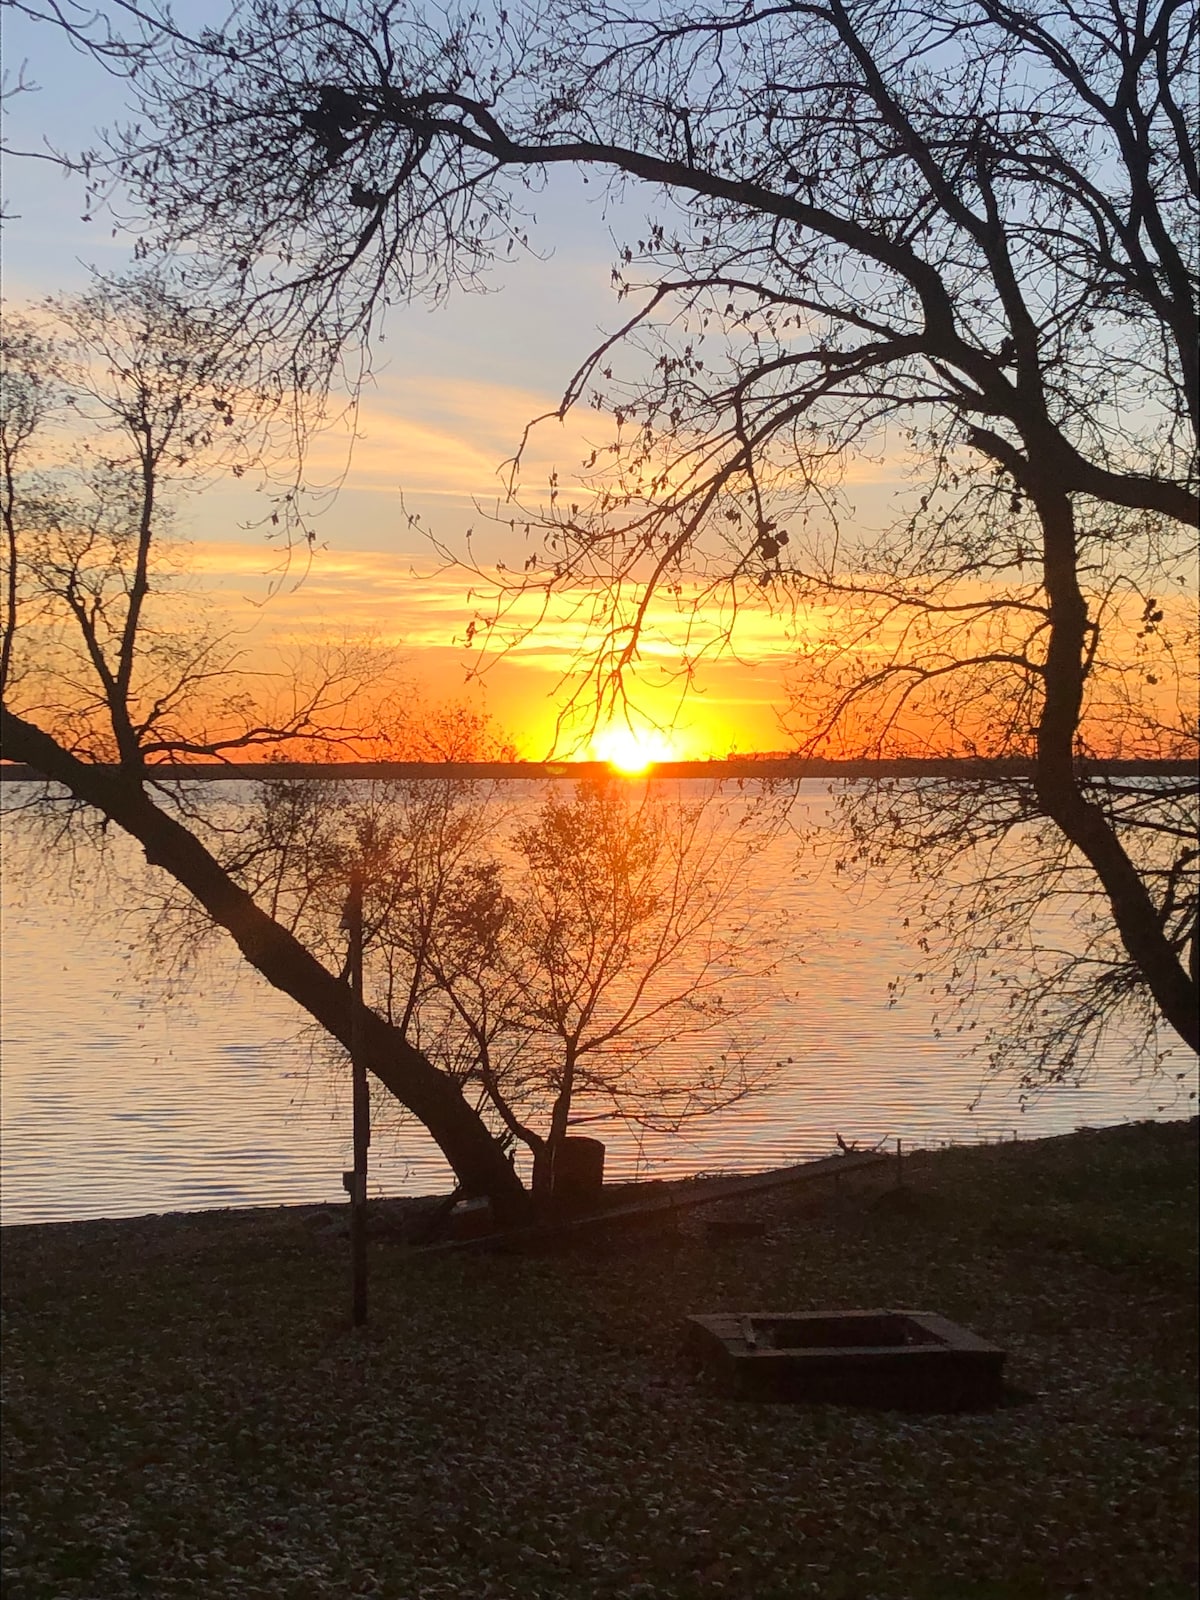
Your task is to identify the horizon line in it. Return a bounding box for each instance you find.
[2,755,1194,783]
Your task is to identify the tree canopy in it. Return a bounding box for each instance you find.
[81,0,1195,1052]
[95,0,1194,515]
[4,0,1197,1072]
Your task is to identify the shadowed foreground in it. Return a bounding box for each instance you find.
[2,1119,1195,1599]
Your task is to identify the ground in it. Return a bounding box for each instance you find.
[1,1118,1196,1599]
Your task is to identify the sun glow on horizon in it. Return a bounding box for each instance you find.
[591,724,679,774]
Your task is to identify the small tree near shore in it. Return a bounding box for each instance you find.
[415,777,779,1196]
[230,773,783,1199]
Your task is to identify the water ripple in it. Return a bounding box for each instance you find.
[2,783,1194,1224]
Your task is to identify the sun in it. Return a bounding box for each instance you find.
[592,724,676,774]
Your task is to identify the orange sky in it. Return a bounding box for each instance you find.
[4,15,1195,767]
[10,355,1193,764]
[184,537,801,761]
[162,365,933,762]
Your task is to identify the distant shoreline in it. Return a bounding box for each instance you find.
[1,756,1194,783]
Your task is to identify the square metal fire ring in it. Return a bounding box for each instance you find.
[685,1309,1006,1410]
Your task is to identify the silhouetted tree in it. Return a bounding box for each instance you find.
[0,276,529,1215]
[210,773,781,1199]
[426,777,778,1194]
[75,0,1194,1063]
[1,288,779,1207]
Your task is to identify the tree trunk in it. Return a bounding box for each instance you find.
[0,708,531,1220]
[530,1143,553,1198]
[545,1053,577,1187]
[527,1057,578,1205]
[1029,489,1198,1053]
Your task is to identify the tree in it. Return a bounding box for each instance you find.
[80,0,1195,1061]
[0,276,528,1216]
[218,773,780,1199]
[829,764,1197,1101]
[1,283,780,1210]
[438,778,777,1194]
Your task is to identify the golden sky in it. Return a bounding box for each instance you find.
[166,362,927,761]
[0,8,914,765]
[184,536,801,761]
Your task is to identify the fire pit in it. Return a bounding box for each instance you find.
[685,1309,1006,1409]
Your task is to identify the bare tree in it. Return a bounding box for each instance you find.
[2,279,337,766]
[70,0,1195,1062]
[0,276,528,1215]
[225,773,782,1200]
[830,766,1197,1101]
[788,498,1197,1081]
[453,778,779,1194]
[1,297,774,1209]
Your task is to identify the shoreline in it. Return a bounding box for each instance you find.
[3,1116,1193,1239]
[2,755,1194,783]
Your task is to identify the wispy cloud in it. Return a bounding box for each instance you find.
[303,370,908,520]
[303,374,617,505]
[187,538,796,651]
[178,538,799,757]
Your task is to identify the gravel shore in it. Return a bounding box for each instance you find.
[2,1119,1196,1599]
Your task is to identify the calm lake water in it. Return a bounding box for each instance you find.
[1,779,1195,1225]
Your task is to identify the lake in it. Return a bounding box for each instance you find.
[1,778,1195,1224]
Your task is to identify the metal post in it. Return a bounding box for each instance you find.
[342,867,369,1327]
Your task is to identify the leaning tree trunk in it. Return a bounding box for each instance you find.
[1028,488,1199,1053]
[0,707,531,1220]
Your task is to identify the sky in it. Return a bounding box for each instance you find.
[2,2,869,762]
[6,7,1187,766]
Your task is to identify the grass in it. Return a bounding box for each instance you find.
[1,1118,1196,1599]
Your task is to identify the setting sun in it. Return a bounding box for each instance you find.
[591,724,677,774]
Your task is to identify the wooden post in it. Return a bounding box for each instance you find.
[343,868,369,1328]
